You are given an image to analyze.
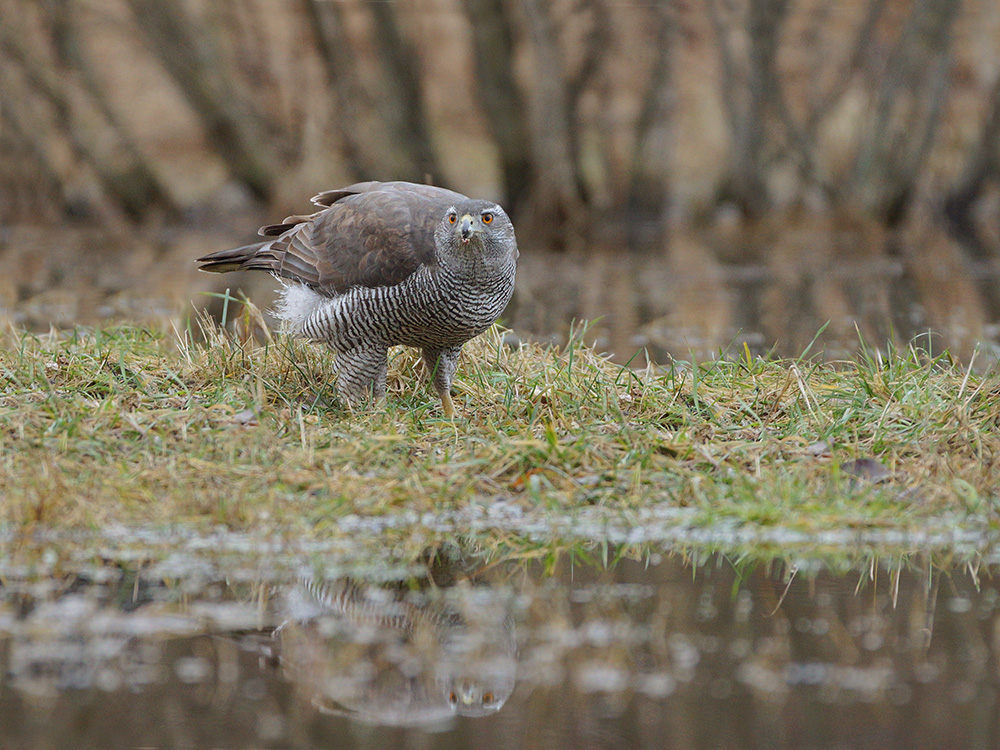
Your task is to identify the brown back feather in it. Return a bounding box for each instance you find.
[196,181,468,294]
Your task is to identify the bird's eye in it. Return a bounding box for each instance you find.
[482,212,494,224]
[483,692,495,704]
[448,213,457,224]
[448,691,458,704]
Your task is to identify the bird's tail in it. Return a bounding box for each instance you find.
[196,241,277,274]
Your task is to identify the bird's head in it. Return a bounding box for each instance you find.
[436,200,518,264]
[444,674,512,717]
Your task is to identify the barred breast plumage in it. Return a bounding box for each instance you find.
[278,576,516,724]
[196,181,518,415]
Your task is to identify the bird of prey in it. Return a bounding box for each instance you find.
[276,576,517,726]
[197,181,518,415]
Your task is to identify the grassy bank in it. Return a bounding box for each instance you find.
[1,320,998,538]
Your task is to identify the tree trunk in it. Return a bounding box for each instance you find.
[462,0,533,212]
[127,0,281,202]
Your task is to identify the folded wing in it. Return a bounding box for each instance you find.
[197,181,468,295]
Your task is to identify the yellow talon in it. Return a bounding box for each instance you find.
[441,391,455,418]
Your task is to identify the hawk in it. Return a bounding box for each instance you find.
[197,181,518,415]
[277,576,517,726]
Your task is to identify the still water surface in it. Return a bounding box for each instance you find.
[3,545,998,749]
[5,221,1000,368]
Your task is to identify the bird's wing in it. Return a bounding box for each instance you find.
[197,182,468,294]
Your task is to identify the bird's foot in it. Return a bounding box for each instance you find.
[440,391,456,418]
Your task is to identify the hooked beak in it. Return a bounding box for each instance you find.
[459,214,475,243]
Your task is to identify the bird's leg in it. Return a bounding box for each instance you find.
[334,344,388,410]
[422,345,462,417]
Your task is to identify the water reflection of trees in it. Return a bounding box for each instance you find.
[1,550,1000,747]
[516,553,1000,749]
[514,221,993,363]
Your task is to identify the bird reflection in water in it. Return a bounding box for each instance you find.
[270,565,517,727]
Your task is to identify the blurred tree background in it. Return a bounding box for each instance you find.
[1,0,999,361]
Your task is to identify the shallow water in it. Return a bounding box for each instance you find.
[4,220,1000,368]
[3,540,999,749]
